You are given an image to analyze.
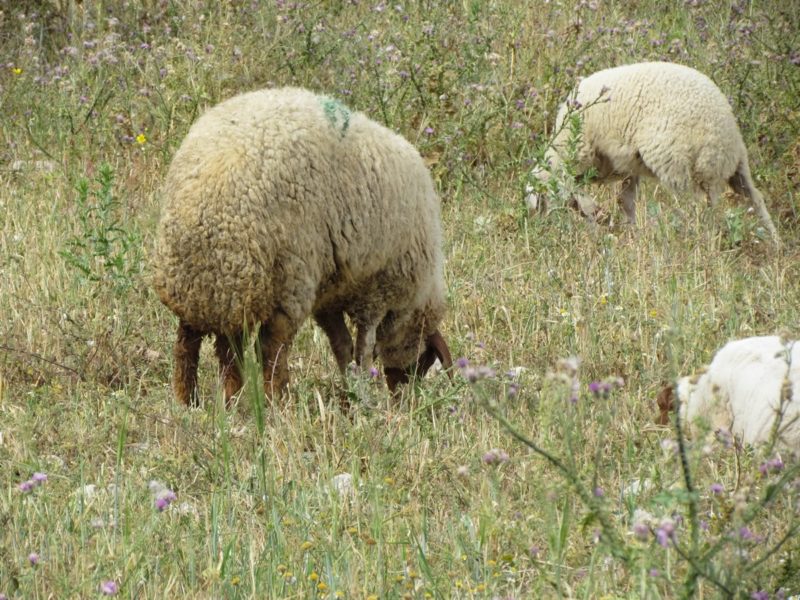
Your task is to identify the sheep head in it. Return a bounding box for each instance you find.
[384,330,453,392]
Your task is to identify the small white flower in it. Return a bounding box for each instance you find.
[332,473,355,498]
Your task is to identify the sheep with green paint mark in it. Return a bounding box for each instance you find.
[152,87,452,405]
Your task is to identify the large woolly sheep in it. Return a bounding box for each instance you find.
[152,87,453,405]
[657,336,800,448]
[527,62,780,244]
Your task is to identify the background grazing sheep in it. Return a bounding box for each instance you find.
[152,87,453,405]
[527,61,780,244]
[657,336,800,448]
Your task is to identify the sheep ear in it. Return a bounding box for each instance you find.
[656,383,674,425]
[426,330,453,378]
[413,330,453,380]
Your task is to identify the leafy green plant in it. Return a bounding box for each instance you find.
[60,164,142,292]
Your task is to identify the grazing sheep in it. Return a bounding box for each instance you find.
[657,336,800,448]
[527,62,780,244]
[152,87,453,405]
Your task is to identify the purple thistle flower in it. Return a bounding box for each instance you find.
[710,482,724,494]
[463,367,478,383]
[758,455,784,476]
[482,448,510,465]
[633,522,649,541]
[649,568,659,577]
[654,519,676,548]
[715,427,733,448]
[368,367,379,379]
[507,382,520,399]
[456,357,469,369]
[655,528,670,547]
[593,486,604,497]
[32,472,47,485]
[739,526,754,541]
[764,456,784,473]
[476,366,496,379]
[750,591,769,600]
[19,480,35,493]
[423,126,434,135]
[100,580,119,596]
[155,489,177,512]
[588,381,602,394]
[28,552,39,566]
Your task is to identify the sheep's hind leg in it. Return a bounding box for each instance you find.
[214,332,244,406]
[174,321,204,407]
[314,310,353,373]
[259,310,297,399]
[618,176,639,224]
[729,164,780,244]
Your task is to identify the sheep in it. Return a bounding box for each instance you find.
[526,62,780,244]
[151,87,453,406]
[657,336,800,448]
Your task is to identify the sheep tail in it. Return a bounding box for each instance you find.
[729,161,781,245]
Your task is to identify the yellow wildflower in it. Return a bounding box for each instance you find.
[136,133,147,144]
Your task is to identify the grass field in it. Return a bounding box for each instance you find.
[2,1,800,598]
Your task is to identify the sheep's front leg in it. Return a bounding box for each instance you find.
[174,321,204,406]
[214,333,244,406]
[355,322,377,370]
[260,310,297,398]
[618,176,639,224]
[314,310,353,372]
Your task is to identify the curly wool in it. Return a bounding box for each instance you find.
[152,87,447,400]
[532,62,779,242]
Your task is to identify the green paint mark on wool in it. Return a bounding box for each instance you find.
[320,97,350,137]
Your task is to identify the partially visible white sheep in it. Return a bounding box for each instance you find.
[657,336,800,448]
[152,87,452,405]
[527,62,780,244]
